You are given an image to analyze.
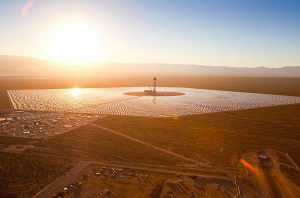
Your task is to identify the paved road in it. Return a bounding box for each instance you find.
[90,160,232,181]
[32,161,91,198]
[90,123,209,166]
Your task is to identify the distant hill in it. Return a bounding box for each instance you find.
[0,55,300,78]
[0,55,59,77]
[103,63,300,77]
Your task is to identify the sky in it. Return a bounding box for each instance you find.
[0,0,300,67]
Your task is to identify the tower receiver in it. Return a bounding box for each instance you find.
[153,77,157,93]
[144,77,157,95]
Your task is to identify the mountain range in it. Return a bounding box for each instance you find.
[1,55,300,78]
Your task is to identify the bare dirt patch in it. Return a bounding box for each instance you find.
[94,103,300,166]
[0,90,12,110]
[2,144,35,154]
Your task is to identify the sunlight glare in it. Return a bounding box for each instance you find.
[70,88,82,99]
[44,20,105,65]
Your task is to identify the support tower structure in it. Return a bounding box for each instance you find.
[153,77,157,93]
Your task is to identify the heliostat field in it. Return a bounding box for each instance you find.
[7,87,300,117]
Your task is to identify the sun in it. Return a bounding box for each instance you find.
[70,87,82,99]
[44,20,106,65]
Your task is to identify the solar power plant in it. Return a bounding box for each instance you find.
[7,87,300,117]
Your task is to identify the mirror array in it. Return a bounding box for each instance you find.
[7,87,300,117]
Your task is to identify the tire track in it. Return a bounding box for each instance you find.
[90,123,210,167]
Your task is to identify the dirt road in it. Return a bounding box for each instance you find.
[90,123,209,166]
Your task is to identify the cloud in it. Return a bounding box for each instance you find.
[21,0,35,17]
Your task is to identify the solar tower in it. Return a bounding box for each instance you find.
[153,77,157,93]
